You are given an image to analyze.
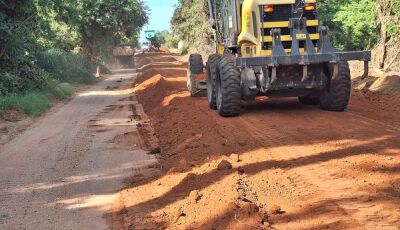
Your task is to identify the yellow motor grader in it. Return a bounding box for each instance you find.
[187,0,371,117]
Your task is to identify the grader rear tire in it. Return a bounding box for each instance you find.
[319,61,351,111]
[187,54,204,96]
[206,54,221,110]
[216,55,241,117]
[189,54,203,74]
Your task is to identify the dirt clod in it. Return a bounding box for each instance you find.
[268,204,284,215]
[217,160,233,171]
[174,208,187,223]
[189,190,202,203]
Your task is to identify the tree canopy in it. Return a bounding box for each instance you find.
[51,0,148,59]
[0,0,148,95]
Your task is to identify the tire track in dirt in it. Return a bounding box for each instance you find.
[240,102,400,228]
[234,116,363,228]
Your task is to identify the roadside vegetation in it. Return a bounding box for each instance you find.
[0,0,148,117]
[166,0,400,72]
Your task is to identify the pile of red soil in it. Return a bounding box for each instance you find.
[350,90,400,127]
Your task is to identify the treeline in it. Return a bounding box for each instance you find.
[0,0,148,115]
[169,0,400,71]
[169,0,213,54]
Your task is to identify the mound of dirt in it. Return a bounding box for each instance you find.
[349,90,400,127]
[369,74,400,93]
[159,46,170,54]
[352,76,378,91]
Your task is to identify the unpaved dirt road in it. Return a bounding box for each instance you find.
[111,53,400,229]
[0,68,156,229]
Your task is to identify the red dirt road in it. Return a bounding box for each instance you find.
[110,53,400,230]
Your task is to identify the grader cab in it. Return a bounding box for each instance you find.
[187,0,371,117]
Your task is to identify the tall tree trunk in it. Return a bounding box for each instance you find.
[376,0,399,71]
[377,0,387,70]
[379,24,388,70]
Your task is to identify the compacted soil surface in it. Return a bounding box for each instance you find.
[109,53,400,229]
[0,68,156,229]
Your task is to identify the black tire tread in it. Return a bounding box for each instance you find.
[217,56,241,117]
[207,54,221,109]
[189,54,203,74]
[320,61,351,111]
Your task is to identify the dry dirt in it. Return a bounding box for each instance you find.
[110,53,400,230]
[0,68,156,229]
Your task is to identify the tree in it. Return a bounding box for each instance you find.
[0,0,149,95]
[376,0,400,70]
[148,30,169,48]
[170,0,213,49]
[0,0,51,94]
[318,0,377,51]
[332,0,377,50]
[53,0,149,60]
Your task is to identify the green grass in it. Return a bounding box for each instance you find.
[0,82,75,117]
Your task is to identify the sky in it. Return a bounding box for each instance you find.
[139,0,179,43]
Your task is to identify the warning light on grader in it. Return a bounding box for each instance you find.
[264,5,274,13]
[305,3,316,11]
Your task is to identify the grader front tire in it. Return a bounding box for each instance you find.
[216,56,241,117]
[320,61,351,112]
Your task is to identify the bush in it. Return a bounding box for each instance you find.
[165,33,179,48]
[179,43,190,55]
[36,49,97,84]
[0,65,51,96]
[1,49,89,117]
[43,79,74,100]
[58,83,75,96]
[0,73,21,95]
